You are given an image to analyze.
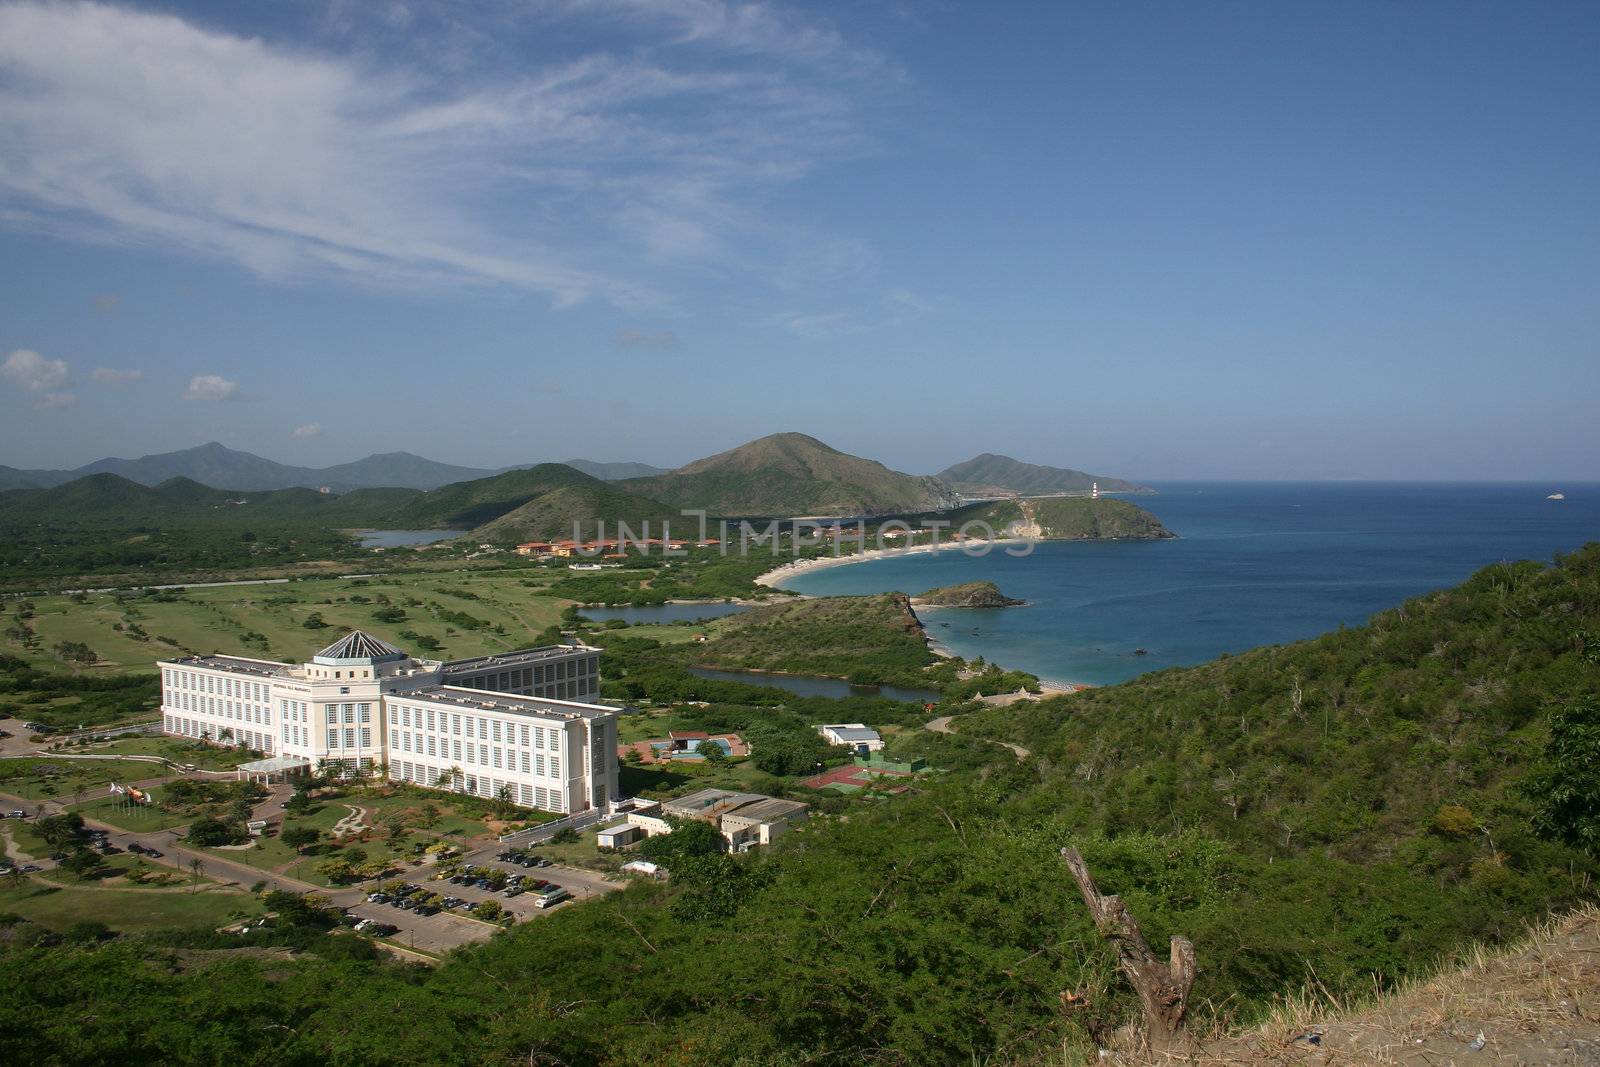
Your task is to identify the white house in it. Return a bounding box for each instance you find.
[817,723,885,755]
[159,631,618,816]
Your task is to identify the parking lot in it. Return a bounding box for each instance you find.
[342,900,492,954]
[425,851,622,920]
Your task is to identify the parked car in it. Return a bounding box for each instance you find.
[127,843,147,855]
[415,904,440,916]
[535,890,571,908]
[144,848,163,858]
[20,864,41,873]
[366,892,391,904]
[366,923,399,937]
[503,886,523,897]
[5,810,26,819]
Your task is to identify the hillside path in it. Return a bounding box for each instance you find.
[924,715,1030,760]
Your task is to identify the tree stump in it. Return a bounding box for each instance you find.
[1061,846,1196,1052]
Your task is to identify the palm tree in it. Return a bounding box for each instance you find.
[188,857,204,893]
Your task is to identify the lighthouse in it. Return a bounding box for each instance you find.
[1091,481,1099,499]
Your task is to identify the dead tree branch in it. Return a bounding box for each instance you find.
[1060,846,1196,1052]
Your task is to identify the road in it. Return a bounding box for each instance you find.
[0,771,622,957]
[924,715,1031,759]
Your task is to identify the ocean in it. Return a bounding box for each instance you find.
[777,482,1600,687]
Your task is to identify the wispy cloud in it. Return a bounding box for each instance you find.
[0,1,892,309]
[37,391,76,409]
[92,294,120,313]
[291,422,322,439]
[91,367,143,385]
[616,328,677,347]
[183,375,239,402]
[2,348,69,392]
[769,310,866,339]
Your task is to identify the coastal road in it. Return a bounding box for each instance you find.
[924,715,1031,760]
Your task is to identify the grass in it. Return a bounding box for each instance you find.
[64,735,258,770]
[68,793,191,831]
[0,757,173,801]
[2,570,575,675]
[0,879,262,933]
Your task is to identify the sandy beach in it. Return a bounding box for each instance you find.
[754,537,1027,591]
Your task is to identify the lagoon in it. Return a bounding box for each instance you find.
[688,667,939,705]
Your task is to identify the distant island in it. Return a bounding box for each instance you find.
[912,581,1025,608]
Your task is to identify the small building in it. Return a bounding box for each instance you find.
[621,860,664,878]
[817,723,885,755]
[596,823,645,849]
[718,797,809,851]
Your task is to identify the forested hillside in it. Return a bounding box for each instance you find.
[1,549,1596,1065]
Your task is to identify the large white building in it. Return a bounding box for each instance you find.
[158,631,618,815]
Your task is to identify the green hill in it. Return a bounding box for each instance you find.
[950,495,1174,539]
[938,453,1149,495]
[622,432,960,518]
[471,483,684,543]
[1,548,1598,1062]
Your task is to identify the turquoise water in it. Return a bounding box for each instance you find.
[780,482,1600,687]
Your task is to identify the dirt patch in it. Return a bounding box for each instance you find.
[1142,905,1600,1065]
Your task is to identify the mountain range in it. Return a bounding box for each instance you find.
[0,435,1152,538]
[0,442,670,493]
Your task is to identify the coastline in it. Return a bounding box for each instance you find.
[753,542,1091,695]
[754,538,1028,592]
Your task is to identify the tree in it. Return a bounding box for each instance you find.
[344,846,368,865]
[281,825,320,853]
[638,818,723,862]
[471,899,503,922]
[188,857,204,893]
[385,816,408,845]
[1525,696,1600,854]
[61,848,101,881]
[186,815,244,847]
[35,811,86,850]
[419,802,441,829]
[302,612,328,630]
[695,740,727,764]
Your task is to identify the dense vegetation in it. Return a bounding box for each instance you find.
[0,653,157,731]
[1,549,1596,1065]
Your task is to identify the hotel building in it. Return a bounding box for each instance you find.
[157,631,618,815]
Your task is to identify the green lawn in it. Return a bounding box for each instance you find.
[68,735,257,771]
[0,757,172,801]
[2,570,574,674]
[69,792,191,831]
[0,880,261,933]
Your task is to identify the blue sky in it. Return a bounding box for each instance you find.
[1,0,1596,479]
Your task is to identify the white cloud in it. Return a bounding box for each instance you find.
[0,2,891,309]
[769,310,865,339]
[2,348,70,392]
[91,367,143,385]
[888,287,932,315]
[615,328,677,347]
[291,423,322,439]
[93,294,120,313]
[37,391,76,409]
[183,374,239,401]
